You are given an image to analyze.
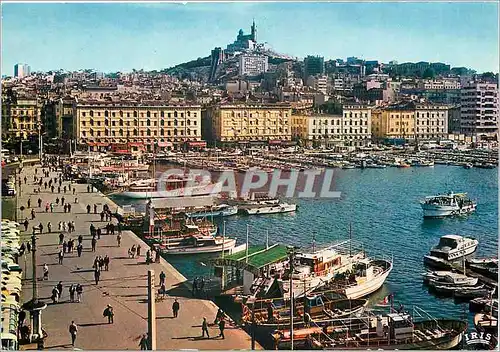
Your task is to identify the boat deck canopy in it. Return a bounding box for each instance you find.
[210,244,289,275]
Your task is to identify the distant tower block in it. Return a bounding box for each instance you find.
[251,19,257,42]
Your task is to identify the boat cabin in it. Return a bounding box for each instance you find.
[386,313,414,341]
[294,249,343,279]
[172,235,220,248]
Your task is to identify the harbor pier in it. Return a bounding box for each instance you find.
[15,164,257,350]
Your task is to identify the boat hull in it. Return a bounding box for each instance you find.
[344,259,393,299]
[161,238,236,255]
[421,203,477,218]
[244,204,297,215]
[119,182,222,199]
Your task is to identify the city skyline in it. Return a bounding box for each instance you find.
[1,2,499,75]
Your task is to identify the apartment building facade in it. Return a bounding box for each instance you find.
[208,103,292,143]
[1,96,41,140]
[75,100,202,151]
[460,82,499,140]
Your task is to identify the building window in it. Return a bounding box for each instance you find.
[134,111,138,118]
[174,111,178,118]
[147,111,151,118]
[105,110,109,117]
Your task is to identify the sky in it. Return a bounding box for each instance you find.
[1,2,499,75]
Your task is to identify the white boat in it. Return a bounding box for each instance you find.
[161,235,236,255]
[428,235,479,262]
[342,258,393,299]
[243,203,297,215]
[186,204,238,218]
[420,192,477,218]
[366,164,387,169]
[119,177,223,199]
[424,271,478,287]
[342,164,356,169]
[413,159,435,167]
[463,163,473,169]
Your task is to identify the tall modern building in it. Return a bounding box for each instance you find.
[14,63,31,78]
[460,81,499,140]
[303,56,325,82]
[238,54,268,76]
[209,47,225,82]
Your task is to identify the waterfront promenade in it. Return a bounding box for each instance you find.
[16,164,256,350]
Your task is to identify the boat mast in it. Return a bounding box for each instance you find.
[221,220,226,291]
[288,246,295,350]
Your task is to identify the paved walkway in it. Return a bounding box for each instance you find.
[17,164,256,350]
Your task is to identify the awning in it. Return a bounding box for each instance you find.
[188,141,207,147]
[157,141,173,147]
[268,140,282,145]
[87,142,97,146]
[128,142,143,147]
[209,244,289,275]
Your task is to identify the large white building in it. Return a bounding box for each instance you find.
[460,81,499,140]
[14,63,31,78]
[306,75,328,95]
[238,54,268,76]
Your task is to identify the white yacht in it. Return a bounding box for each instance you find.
[243,203,297,215]
[119,176,223,199]
[186,204,238,218]
[423,235,478,267]
[160,235,236,255]
[420,192,477,218]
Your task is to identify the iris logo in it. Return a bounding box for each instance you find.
[464,330,496,350]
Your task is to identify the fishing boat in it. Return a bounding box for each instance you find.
[271,311,467,350]
[423,235,478,268]
[243,203,297,215]
[454,286,494,300]
[159,235,236,255]
[186,204,238,218]
[420,192,477,218]
[469,296,498,313]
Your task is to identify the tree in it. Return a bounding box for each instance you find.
[422,67,435,79]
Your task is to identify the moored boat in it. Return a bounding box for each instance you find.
[271,312,467,350]
[420,192,477,218]
[160,235,236,255]
[186,204,238,218]
[242,203,297,215]
[423,235,478,265]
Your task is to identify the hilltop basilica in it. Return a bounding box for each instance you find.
[226,20,258,53]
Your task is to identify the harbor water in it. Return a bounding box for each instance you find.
[110,164,498,319]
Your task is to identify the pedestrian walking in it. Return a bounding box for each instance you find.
[100,211,105,222]
[43,263,49,280]
[58,249,64,264]
[57,281,63,299]
[63,186,67,193]
[201,317,210,338]
[94,204,97,214]
[218,318,226,339]
[38,198,42,207]
[27,198,31,208]
[94,268,100,285]
[73,188,76,195]
[97,228,101,240]
[38,222,44,234]
[50,203,54,212]
[23,218,29,231]
[103,304,114,324]
[139,334,148,350]
[104,255,110,271]
[155,250,161,263]
[68,203,72,212]
[47,222,52,233]
[76,284,83,302]
[78,234,83,245]
[56,197,60,205]
[77,243,83,257]
[57,186,61,193]
[51,286,59,303]
[61,196,65,206]
[91,238,97,252]
[117,233,121,247]
[31,209,36,220]
[131,245,136,258]
[172,298,180,318]
[87,185,90,193]
[159,271,166,287]
[137,245,141,257]
[62,221,67,232]
[69,284,75,302]
[63,204,67,213]
[51,185,55,193]
[69,321,78,346]
[26,241,31,253]
[87,204,91,214]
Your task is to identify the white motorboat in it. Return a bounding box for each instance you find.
[243,203,297,215]
[342,258,393,299]
[424,271,478,287]
[426,235,479,263]
[420,192,477,218]
[161,235,236,255]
